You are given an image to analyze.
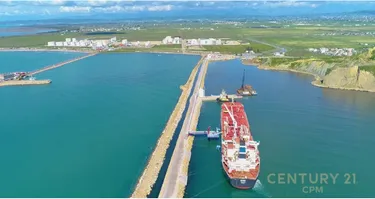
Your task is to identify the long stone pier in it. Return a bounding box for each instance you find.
[130,56,205,198]
[0,79,51,87]
[28,53,97,76]
[159,56,210,198]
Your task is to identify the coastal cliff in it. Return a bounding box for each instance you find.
[315,66,375,92]
[248,48,375,92]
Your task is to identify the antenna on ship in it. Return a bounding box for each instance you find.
[241,69,245,89]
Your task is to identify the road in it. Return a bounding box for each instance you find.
[159,56,208,198]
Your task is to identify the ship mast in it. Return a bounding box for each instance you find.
[241,69,245,89]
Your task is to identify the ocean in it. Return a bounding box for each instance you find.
[185,59,375,198]
[0,52,199,197]
[1,53,373,197]
[0,51,84,73]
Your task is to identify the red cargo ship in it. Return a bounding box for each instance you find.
[220,102,260,189]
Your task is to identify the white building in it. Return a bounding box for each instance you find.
[122,39,128,45]
[274,52,285,57]
[55,42,63,47]
[162,36,173,44]
[199,38,214,45]
[187,39,199,46]
[47,41,55,47]
[65,38,71,42]
[63,42,68,46]
[110,37,117,43]
[145,41,150,47]
[72,38,77,42]
[216,39,222,45]
[79,40,87,47]
[172,37,181,44]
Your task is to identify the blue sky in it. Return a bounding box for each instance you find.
[1,1,375,21]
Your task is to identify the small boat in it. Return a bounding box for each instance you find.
[237,69,257,96]
[217,89,235,102]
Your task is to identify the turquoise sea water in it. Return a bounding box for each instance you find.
[0,51,84,73]
[185,60,375,198]
[0,53,199,197]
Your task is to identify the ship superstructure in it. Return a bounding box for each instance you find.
[220,102,260,189]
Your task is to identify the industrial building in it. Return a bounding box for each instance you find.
[162,36,181,44]
[46,37,117,49]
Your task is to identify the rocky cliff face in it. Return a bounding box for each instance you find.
[256,55,375,92]
[259,58,336,77]
[322,66,375,91]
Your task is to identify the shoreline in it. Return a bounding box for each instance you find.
[251,62,375,93]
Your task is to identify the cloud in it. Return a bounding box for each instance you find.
[264,1,310,7]
[59,5,91,12]
[147,5,173,11]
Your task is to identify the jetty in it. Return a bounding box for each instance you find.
[159,54,211,198]
[130,56,205,198]
[28,52,97,76]
[201,94,242,101]
[0,79,51,87]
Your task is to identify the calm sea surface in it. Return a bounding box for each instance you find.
[0,51,84,73]
[185,60,375,198]
[0,52,199,197]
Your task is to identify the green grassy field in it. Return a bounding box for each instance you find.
[2,22,375,56]
[202,44,273,54]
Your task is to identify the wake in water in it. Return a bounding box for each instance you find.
[252,180,272,198]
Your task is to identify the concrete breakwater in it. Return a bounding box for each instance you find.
[176,59,210,197]
[130,56,204,198]
[159,58,209,198]
[29,53,97,76]
[0,80,51,87]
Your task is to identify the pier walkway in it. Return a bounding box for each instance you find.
[201,94,243,101]
[159,56,209,198]
[28,53,97,76]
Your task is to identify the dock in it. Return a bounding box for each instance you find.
[28,52,97,76]
[201,94,243,101]
[159,55,210,198]
[0,79,51,87]
[188,129,221,139]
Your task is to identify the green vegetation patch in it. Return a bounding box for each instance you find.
[359,65,375,75]
[269,57,301,66]
[203,44,273,54]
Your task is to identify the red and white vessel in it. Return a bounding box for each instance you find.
[220,102,260,189]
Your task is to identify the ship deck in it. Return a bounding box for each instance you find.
[220,102,259,180]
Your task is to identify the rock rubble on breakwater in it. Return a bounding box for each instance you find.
[0,80,51,87]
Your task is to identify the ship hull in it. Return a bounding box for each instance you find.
[236,90,253,96]
[222,161,258,190]
[229,177,257,189]
[216,98,235,102]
